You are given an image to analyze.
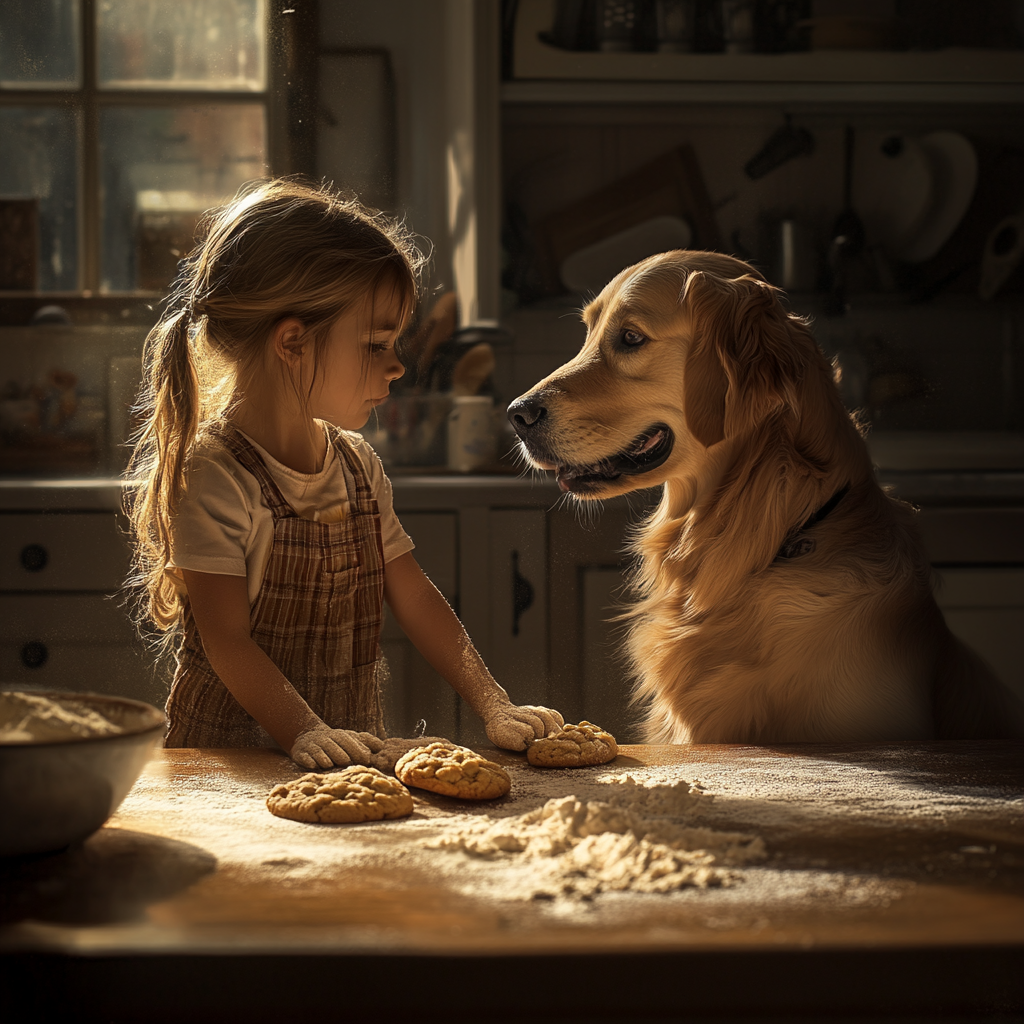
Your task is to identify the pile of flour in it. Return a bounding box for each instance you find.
[0,691,122,743]
[427,775,766,897]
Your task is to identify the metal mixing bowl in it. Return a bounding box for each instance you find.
[0,690,165,857]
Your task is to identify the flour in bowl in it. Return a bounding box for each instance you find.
[0,691,123,743]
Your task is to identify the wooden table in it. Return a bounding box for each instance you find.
[2,742,1022,1022]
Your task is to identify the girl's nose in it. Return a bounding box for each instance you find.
[385,349,404,382]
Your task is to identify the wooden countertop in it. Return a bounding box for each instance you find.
[2,741,1022,1021]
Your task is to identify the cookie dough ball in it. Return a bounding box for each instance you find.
[267,766,414,823]
[395,742,511,800]
[527,721,618,767]
[369,736,455,774]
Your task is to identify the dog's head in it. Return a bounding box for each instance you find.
[508,250,816,498]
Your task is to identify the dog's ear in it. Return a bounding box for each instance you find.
[682,271,801,444]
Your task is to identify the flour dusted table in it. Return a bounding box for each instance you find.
[1,742,1021,1022]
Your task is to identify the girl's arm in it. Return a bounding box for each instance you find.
[383,551,563,749]
[180,569,381,768]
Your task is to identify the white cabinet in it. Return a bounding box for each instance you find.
[382,504,549,745]
[933,567,1024,703]
[0,511,164,704]
[581,566,633,736]
[2,485,1019,742]
[0,593,155,696]
[487,509,548,703]
[0,512,128,591]
[379,511,461,739]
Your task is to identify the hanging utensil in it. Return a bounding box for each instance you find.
[978,211,1024,301]
[744,117,815,180]
[826,125,866,314]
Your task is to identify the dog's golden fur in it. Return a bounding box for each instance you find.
[509,251,1024,743]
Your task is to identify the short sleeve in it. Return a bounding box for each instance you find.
[169,452,252,577]
[351,435,414,564]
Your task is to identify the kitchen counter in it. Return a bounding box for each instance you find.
[3,468,1024,512]
[1,741,1021,1021]
[0,473,565,511]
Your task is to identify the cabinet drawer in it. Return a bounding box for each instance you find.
[934,568,1024,701]
[0,593,136,642]
[0,594,163,703]
[0,644,163,704]
[0,513,129,591]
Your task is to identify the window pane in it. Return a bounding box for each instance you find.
[0,0,80,88]
[99,104,265,292]
[97,0,265,90]
[0,107,78,291]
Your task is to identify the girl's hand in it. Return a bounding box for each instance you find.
[290,724,385,770]
[483,703,564,752]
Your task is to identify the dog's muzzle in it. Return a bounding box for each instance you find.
[508,394,674,493]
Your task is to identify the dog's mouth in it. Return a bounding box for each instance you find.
[553,424,674,494]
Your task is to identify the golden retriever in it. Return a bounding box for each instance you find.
[509,251,1024,743]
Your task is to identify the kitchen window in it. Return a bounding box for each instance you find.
[0,0,312,297]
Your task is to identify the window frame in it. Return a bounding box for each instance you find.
[0,0,315,298]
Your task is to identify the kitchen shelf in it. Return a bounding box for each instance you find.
[509,1,1024,105]
[501,78,1024,106]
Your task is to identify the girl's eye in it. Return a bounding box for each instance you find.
[368,341,389,354]
[620,328,647,348]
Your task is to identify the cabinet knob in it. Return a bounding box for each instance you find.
[511,549,535,637]
[20,641,49,669]
[20,544,49,572]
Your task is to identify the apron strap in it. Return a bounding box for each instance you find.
[326,425,377,510]
[215,425,295,520]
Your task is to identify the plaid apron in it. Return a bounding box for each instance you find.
[164,426,387,747]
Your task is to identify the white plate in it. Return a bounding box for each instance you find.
[853,131,933,253]
[898,131,978,263]
[560,215,693,294]
[852,130,977,263]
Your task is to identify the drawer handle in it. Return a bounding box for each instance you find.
[511,549,535,637]
[21,641,49,669]
[20,544,49,572]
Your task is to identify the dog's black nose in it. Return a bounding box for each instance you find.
[508,395,547,437]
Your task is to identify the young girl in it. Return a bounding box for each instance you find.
[128,178,563,770]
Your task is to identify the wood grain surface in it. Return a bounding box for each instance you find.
[2,741,1021,1021]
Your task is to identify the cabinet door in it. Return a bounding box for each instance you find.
[581,566,637,740]
[933,568,1024,702]
[0,593,165,704]
[488,509,547,695]
[0,512,129,591]
[379,513,459,739]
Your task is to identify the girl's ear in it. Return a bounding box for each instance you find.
[271,318,308,369]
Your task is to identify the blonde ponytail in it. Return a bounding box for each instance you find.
[126,304,201,630]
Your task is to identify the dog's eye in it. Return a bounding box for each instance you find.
[620,328,647,348]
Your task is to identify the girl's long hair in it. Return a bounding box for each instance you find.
[126,177,423,637]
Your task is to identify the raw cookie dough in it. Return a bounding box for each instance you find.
[527,721,618,767]
[368,736,455,774]
[395,742,511,800]
[267,766,414,823]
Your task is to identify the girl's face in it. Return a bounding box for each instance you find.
[310,288,407,430]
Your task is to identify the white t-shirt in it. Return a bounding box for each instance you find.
[168,423,414,606]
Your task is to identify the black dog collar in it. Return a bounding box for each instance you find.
[775,484,851,561]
